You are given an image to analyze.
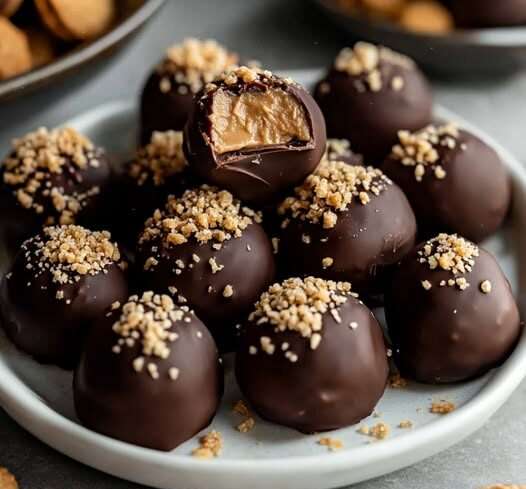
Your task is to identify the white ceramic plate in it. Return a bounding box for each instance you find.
[1,70,526,489]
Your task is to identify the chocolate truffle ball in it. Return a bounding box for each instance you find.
[276,161,416,298]
[323,138,363,166]
[450,0,526,28]
[382,123,511,243]
[236,277,389,433]
[184,66,327,205]
[140,38,239,144]
[74,291,222,451]
[136,185,275,351]
[112,130,193,250]
[385,234,521,383]
[0,225,128,368]
[314,42,433,163]
[0,127,112,258]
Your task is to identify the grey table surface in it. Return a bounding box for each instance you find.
[1,1,526,487]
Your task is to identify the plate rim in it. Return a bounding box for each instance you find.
[0,83,525,484]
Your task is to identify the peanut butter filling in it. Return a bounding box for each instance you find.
[209,88,311,155]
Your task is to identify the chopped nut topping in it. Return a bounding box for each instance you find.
[158,38,238,94]
[223,284,234,298]
[421,280,432,290]
[127,131,186,186]
[430,400,456,414]
[232,400,250,417]
[278,161,391,229]
[480,280,492,294]
[248,277,353,354]
[390,123,460,181]
[418,233,479,291]
[334,42,413,92]
[236,417,255,433]
[139,186,262,261]
[398,420,413,429]
[318,437,344,451]
[323,138,353,163]
[110,292,190,379]
[2,127,102,224]
[0,467,18,489]
[192,430,223,459]
[322,257,334,268]
[358,422,390,440]
[19,225,121,286]
[388,373,408,388]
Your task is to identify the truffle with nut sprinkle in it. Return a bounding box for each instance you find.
[140,38,239,144]
[382,123,511,243]
[136,185,275,351]
[74,291,222,450]
[0,127,112,258]
[0,225,128,368]
[112,130,195,249]
[236,276,389,433]
[314,42,432,163]
[385,233,520,383]
[276,160,416,299]
[184,65,326,204]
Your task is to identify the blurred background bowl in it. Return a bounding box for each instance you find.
[313,0,526,76]
[0,0,166,102]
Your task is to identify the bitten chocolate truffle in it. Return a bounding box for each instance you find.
[382,123,511,243]
[74,291,222,451]
[0,225,128,368]
[140,38,239,144]
[450,0,526,28]
[0,127,112,257]
[184,66,327,204]
[136,185,275,351]
[112,130,192,249]
[276,161,416,298]
[323,138,363,166]
[236,277,389,433]
[385,234,521,384]
[314,42,432,163]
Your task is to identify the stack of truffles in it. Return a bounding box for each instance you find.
[0,39,520,451]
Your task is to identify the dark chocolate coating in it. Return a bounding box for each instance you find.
[314,64,432,164]
[277,183,417,298]
[236,295,388,433]
[385,244,521,384]
[136,223,276,351]
[74,306,222,451]
[382,129,511,243]
[0,150,112,259]
[450,0,526,27]
[140,71,196,145]
[0,238,128,369]
[184,78,327,205]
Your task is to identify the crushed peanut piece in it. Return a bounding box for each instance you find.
[192,431,223,459]
[388,373,408,389]
[236,417,255,433]
[318,437,344,451]
[430,400,456,414]
[480,280,492,294]
[398,420,413,429]
[232,400,250,417]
